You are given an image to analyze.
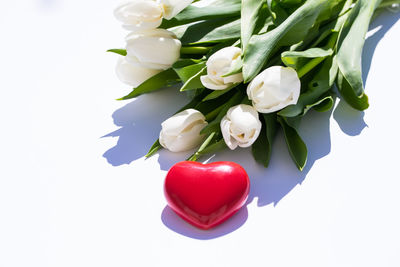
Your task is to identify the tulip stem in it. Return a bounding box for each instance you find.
[181,46,212,55]
[205,106,225,121]
[297,34,338,78]
[187,132,216,161]
[297,57,325,78]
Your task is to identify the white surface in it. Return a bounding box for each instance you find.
[0,1,399,267]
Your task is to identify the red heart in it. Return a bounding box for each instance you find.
[164,161,250,230]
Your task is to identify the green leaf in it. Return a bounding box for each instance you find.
[251,113,278,167]
[172,18,241,45]
[281,47,333,69]
[107,49,127,56]
[206,39,239,57]
[277,116,307,171]
[280,0,305,6]
[221,56,243,77]
[266,0,289,25]
[196,138,227,156]
[187,132,217,161]
[172,59,207,92]
[145,139,162,158]
[194,88,239,116]
[117,69,180,100]
[172,58,204,69]
[187,133,228,162]
[160,0,241,28]
[315,0,349,24]
[201,90,245,135]
[185,88,206,100]
[255,16,274,35]
[243,0,328,82]
[180,66,207,91]
[173,61,206,83]
[296,0,352,51]
[336,69,369,110]
[241,0,267,50]
[202,84,237,101]
[180,90,211,112]
[180,46,212,55]
[336,0,381,111]
[278,55,338,117]
[311,95,334,112]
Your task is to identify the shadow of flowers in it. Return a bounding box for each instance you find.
[102,11,399,239]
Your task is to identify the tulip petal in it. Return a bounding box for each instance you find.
[200,75,230,90]
[201,46,243,91]
[125,53,171,70]
[220,104,261,150]
[161,0,193,20]
[161,109,206,136]
[114,1,163,32]
[221,117,238,150]
[247,66,300,113]
[222,72,243,84]
[115,57,161,87]
[159,109,208,152]
[122,19,163,32]
[161,123,207,152]
[126,29,181,70]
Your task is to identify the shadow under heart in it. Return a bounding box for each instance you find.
[102,11,398,239]
[161,206,248,240]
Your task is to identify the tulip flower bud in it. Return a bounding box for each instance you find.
[160,0,193,20]
[159,109,208,152]
[115,57,161,87]
[114,1,164,32]
[247,66,301,113]
[200,47,244,90]
[220,104,261,150]
[125,29,182,70]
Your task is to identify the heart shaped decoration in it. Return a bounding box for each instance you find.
[164,161,250,230]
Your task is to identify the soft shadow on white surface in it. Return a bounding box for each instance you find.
[159,108,333,239]
[333,12,399,137]
[161,206,248,240]
[102,86,187,166]
[102,12,398,239]
[361,12,399,86]
[333,100,368,136]
[242,108,333,207]
[102,92,357,239]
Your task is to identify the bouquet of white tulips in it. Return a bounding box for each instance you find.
[109,0,399,170]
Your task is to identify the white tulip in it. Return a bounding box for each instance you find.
[159,109,208,152]
[160,0,193,20]
[115,57,161,87]
[247,66,301,113]
[200,47,244,90]
[114,1,164,32]
[220,104,262,150]
[125,28,181,70]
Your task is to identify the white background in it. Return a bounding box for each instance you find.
[0,1,399,266]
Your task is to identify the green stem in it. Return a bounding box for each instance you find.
[205,106,224,121]
[297,58,322,78]
[187,132,216,161]
[297,34,338,78]
[180,46,212,55]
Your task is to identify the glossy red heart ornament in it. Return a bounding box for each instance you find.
[164,161,250,230]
